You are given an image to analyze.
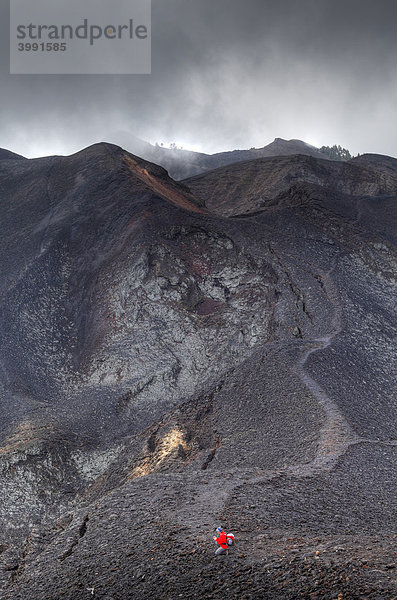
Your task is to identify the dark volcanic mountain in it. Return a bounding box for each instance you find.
[185,153,397,219]
[0,143,396,599]
[105,133,331,179]
[0,148,25,161]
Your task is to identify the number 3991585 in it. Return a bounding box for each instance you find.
[18,43,67,51]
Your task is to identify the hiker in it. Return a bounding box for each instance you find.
[213,527,229,555]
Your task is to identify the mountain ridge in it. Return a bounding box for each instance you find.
[102,134,346,179]
[185,152,397,217]
[0,148,26,161]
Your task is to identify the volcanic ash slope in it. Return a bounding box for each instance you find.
[0,144,396,599]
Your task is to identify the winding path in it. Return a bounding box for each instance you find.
[290,257,361,475]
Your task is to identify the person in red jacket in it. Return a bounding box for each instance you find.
[213,527,229,555]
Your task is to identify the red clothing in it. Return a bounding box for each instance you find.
[216,532,228,549]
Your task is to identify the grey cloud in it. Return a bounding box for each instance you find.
[1,0,397,158]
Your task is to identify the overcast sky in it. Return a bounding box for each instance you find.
[1,0,397,158]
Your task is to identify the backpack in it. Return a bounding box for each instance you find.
[226,533,235,546]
